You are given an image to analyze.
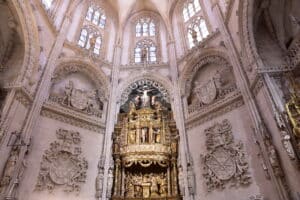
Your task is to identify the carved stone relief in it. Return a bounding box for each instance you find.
[247,194,265,200]
[201,120,251,192]
[0,131,30,199]
[35,129,88,193]
[187,58,237,115]
[49,80,104,118]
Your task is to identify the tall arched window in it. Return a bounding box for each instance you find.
[78,4,107,56]
[78,27,102,55]
[182,0,201,22]
[182,0,209,48]
[134,39,157,64]
[187,17,209,47]
[85,6,106,29]
[135,17,156,37]
[78,29,88,47]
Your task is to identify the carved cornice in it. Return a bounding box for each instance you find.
[120,63,169,70]
[185,91,244,130]
[14,87,33,108]
[41,102,105,133]
[251,75,264,96]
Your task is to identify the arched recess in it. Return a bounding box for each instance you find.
[0,0,39,119]
[239,0,300,72]
[117,73,174,112]
[179,49,237,114]
[50,58,110,118]
[0,0,40,86]
[52,57,110,98]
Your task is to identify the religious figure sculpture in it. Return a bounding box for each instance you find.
[128,129,136,144]
[63,80,73,106]
[0,147,19,194]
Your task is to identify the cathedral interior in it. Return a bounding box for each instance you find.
[0,0,300,200]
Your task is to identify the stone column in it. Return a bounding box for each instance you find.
[167,39,192,200]
[101,40,122,199]
[0,1,82,199]
[210,3,290,200]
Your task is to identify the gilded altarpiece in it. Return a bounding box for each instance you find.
[111,87,181,200]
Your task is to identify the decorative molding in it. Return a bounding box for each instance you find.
[120,62,169,70]
[14,87,33,108]
[201,119,251,192]
[41,102,105,133]
[250,75,264,96]
[247,194,265,200]
[35,129,88,193]
[186,91,243,130]
[49,81,104,118]
[52,58,110,100]
[117,74,173,106]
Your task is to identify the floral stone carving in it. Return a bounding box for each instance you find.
[35,129,88,193]
[201,119,251,192]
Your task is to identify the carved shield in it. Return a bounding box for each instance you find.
[205,147,236,180]
[49,153,79,185]
[71,89,88,110]
[195,80,217,104]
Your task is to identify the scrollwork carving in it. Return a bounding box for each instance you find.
[201,119,251,192]
[35,129,88,194]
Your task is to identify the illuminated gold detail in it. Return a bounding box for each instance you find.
[111,103,181,200]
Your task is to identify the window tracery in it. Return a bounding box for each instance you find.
[78,27,102,55]
[77,4,107,57]
[132,15,160,64]
[85,6,106,29]
[135,17,156,37]
[182,0,210,48]
[134,39,157,64]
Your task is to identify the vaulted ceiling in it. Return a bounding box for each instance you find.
[106,0,176,31]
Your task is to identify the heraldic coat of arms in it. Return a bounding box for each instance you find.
[201,120,251,191]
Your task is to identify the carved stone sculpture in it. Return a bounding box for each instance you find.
[0,147,19,194]
[35,129,88,193]
[49,81,103,117]
[201,119,251,192]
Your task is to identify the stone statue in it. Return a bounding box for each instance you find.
[266,139,283,177]
[141,47,148,63]
[0,147,19,194]
[63,80,73,106]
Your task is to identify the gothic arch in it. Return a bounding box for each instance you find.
[179,49,232,97]
[52,57,110,100]
[2,1,40,85]
[117,73,173,106]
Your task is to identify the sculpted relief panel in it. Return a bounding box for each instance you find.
[187,62,237,114]
[35,129,88,194]
[201,120,251,192]
[49,73,104,118]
